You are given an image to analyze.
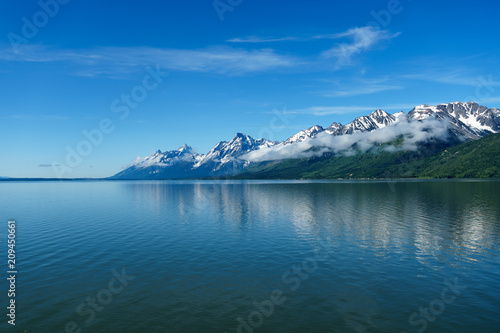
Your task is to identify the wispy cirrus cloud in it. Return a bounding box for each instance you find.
[401,70,500,87]
[396,56,500,87]
[38,163,60,167]
[476,96,500,104]
[282,106,375,116]
[228,27,400,69]
[281,103,416,116]
[0,26,400,78]
[226,35,340,43]
[323,78,403,97]
[2,113,70,120]
[0,45,300,77]
[227,36,303,43]
[328,84,402,97]
[321,27,400,67]
[227,30,398,44]
[317,67,498,99]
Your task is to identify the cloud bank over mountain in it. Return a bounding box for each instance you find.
[240,115,450,162]
[111,102,499,180]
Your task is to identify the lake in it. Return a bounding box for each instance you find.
[1,180,499,332]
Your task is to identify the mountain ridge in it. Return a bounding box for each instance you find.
[110,102,499,180]
[234,132,500,179]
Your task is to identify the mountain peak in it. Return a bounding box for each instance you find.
[367,109,395,128]
[283,125,324,145]
[408,105,439,120]
[370,109,388,116]
[325,122,343,135]
[178,144,193,152]
[230,133,254,145]
[233,132,249,139]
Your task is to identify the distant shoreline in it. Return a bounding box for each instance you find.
[1,177,499,182]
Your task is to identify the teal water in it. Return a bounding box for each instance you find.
[1,180,499,332]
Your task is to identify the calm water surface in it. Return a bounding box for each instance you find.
[0,180,499,332]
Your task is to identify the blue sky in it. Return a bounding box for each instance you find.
[1,0,500,178]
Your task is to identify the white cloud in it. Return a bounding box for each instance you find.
[402,70,500,87]
[226,34,352,43]
[476,96,500,104]
[283,106,379,116]
[228,27,400,69]
[240,115,450,162]
[282,103,417,116]
[324,78,403,97]
[227,36,302,43]
[328,84,402,97]
[2,113,70,120]
[321,27,400,67]
[0,45,299,77]
[0,26,401,77]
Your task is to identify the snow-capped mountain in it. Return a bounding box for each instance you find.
[283,103,498,145]
[341,109,396,135]
[325,122,343,135]
[130,144,200,168]
[111,133,277,179]
[111,102,499,179]
[283,109,397,143]
[283,125,324,145]
[408,102,500,139]
[193,133,277,173]
[112,144,202,180]
[195,133,277,167]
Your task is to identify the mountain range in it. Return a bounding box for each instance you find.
[110,102,500,180]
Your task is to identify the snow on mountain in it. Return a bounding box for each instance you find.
[368,109,396,128]
[283,125,324,145]
[112,133,278,179]
[131,144,200,168]
[284,109,395,145]
[111,102,499,179]
[341,109,395,134]
[408,102,499,139]
[438,101,499,133]
[325,122,343,135]
[330,109,395,135]
[194,133,277,168]
[408,105,440,121]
